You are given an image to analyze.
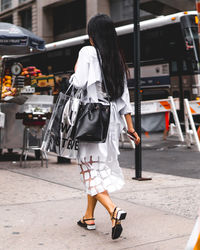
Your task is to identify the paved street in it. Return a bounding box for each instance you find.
[0,133,199,250]
[120,133,200,179]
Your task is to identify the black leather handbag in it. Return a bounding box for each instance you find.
[74,49,110,143]
[74,102,110,142]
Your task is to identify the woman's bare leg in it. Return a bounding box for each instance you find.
[83,195,97,224]
[82,191,121,227]
[95,190,117,226]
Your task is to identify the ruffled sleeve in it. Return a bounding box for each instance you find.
[116,77,133,115]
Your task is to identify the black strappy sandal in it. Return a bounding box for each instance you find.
[77,217,96,230]
[111,207,127,240]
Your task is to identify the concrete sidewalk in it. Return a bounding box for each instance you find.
[0,157,199,250]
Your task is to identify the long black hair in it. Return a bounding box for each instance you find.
[87,14,127,100]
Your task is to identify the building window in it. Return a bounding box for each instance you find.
[53,0,86,36]
[1,0,12,11]
[1,15,13,23]
[122,0,133,20]
[110,0,132,24]
[110,0,153,26]
[19,8,32,31]
[19,0,28,4]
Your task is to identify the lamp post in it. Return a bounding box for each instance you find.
[132,0,151,181]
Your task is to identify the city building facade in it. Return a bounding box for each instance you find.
[0,0,196,43]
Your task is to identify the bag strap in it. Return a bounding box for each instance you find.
[65,82,73,95]
[64,82,82,101]
[96,49,110,102]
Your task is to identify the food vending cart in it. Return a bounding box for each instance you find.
[0,21,48,158]
[0,58,54,160]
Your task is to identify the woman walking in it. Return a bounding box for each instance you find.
[69,14,140,240]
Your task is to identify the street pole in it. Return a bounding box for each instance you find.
[132,0,151,181]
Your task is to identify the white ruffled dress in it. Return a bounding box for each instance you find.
[69,46,132,196]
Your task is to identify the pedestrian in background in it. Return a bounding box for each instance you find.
[69,14,140,240]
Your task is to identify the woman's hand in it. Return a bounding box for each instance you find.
[124,113,140,145]
[128,128,140,145]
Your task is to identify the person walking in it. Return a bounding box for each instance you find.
[69,14,140,240]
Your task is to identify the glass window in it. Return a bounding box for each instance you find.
[19,8,32,31]
[171,61,178,73]
[53,0,86,36]
[110,0,133,23]
[141,28,165,61]
[1,15,13,23]
[19,0,28,4]
[122,0,133,20]
[110,0,152,25]
[181,15,199,62]
[182,60,188,72]
[1,0,12,11]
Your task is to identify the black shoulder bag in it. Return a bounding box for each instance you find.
[74,49,111,143]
